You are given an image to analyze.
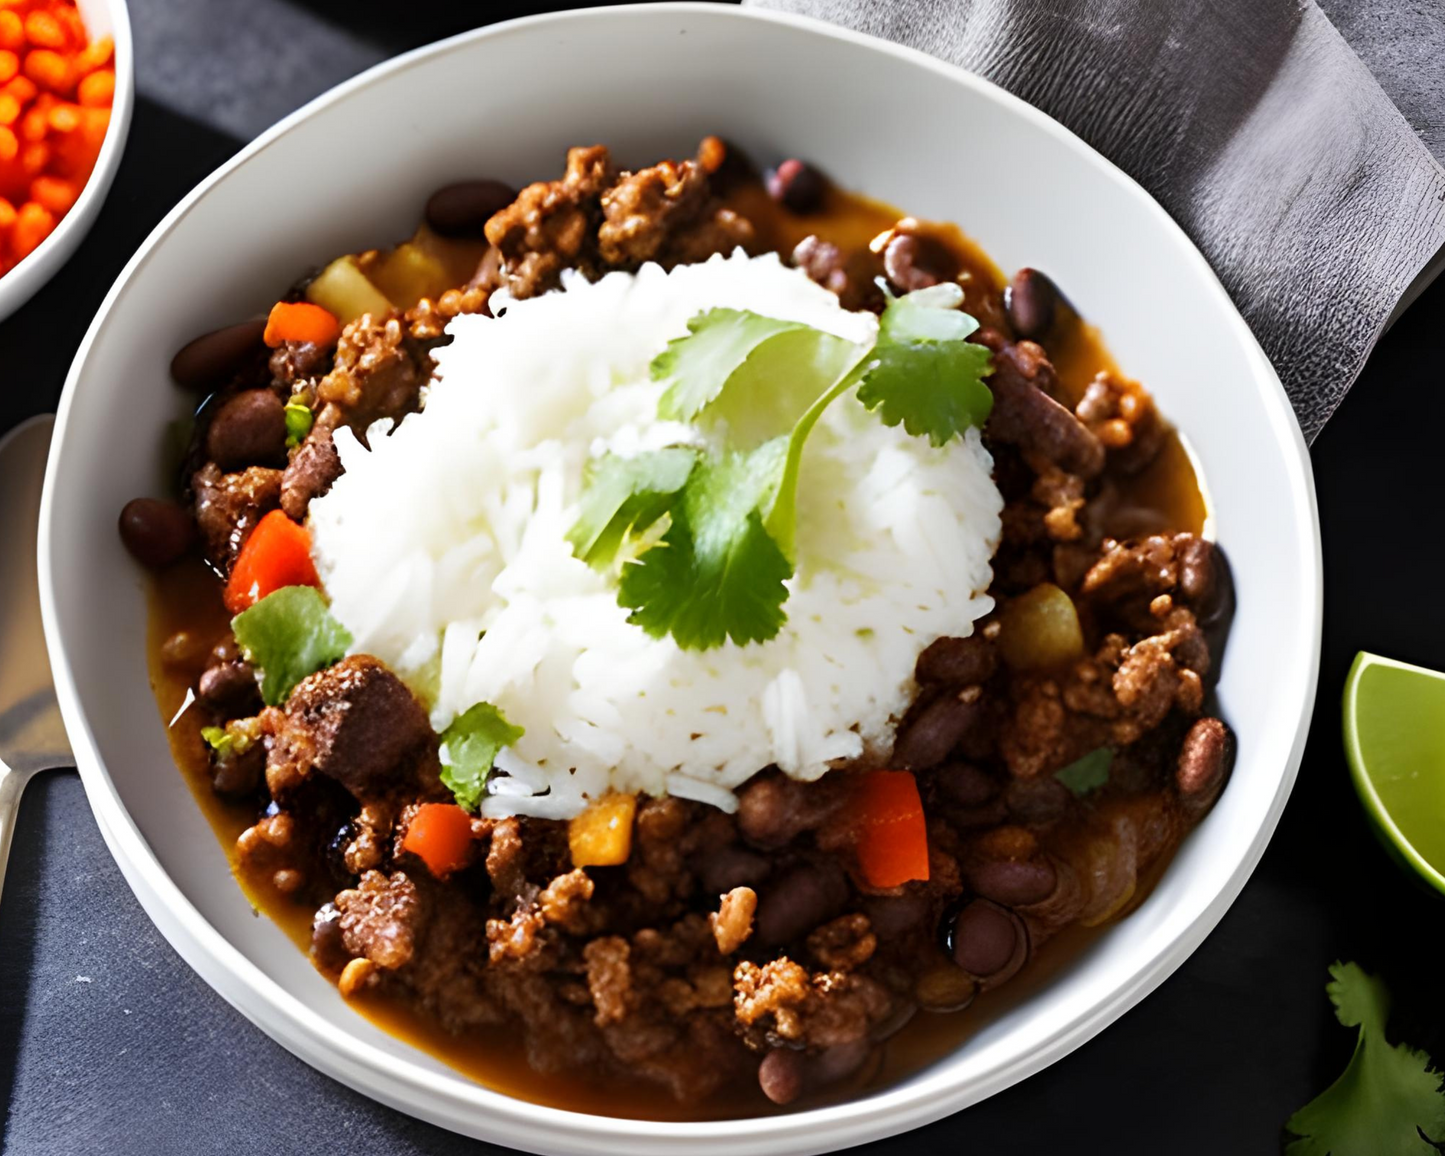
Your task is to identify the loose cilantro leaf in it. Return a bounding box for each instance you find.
[283,402,314,448]
[1055,747,1112,796]
[653,308,812,421]
[1285,963,1445,1156]
[857,286,994,447]
[231,585,352,706]
[565,448,698,568]
[619,442,793,649]
[439,702,525,811]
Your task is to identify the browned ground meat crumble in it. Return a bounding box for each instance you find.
[153,139,1236,1110]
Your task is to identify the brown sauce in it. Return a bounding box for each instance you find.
[146,182,1208,1119]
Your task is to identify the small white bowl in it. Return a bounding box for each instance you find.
[38,5,1322,1153]
[0,0,133,322]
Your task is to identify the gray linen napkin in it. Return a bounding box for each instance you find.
[745,0,1445,441]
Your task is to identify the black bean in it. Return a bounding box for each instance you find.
[883,233,957,293]
[767,159,827,214]
[118,498,195,568]
[758,1048,805,1105]
[1005,268,1062,339]
[949,899,1028,983]
[1177,717,1234,816]
[737,774,843,849]
[754,862,849,947]
[893,693,987,770]
[863,892,930,938]
[425,179,517,237]
[968,856,1058,906]
[197,660,260,715]
[170,319,267,392]
[206,389,287,471]
[916,634,997,686]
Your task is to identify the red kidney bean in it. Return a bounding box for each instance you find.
[170,319,267,392]
[863,891,931,938]
[205,389,287,471]
[737,774,845,849]
[767,159,827,214]
[1177,717,1234,816]
[211,743,263,799]
[754,862,849,946]
[1004,775,1071,824]
[883,232,957,293]
[118,498,195,569]
[968,856,1058,906]
[1016,859,1086,939]
[700,845,772,894]
[893,692,988,769]
[197,659,260,715]
[1004,268,1062,339]
[758,1048,805,1105]
[425,179,517,237]
[938,763,997,808]
[949,900,1028,984]
[915,634,997,686]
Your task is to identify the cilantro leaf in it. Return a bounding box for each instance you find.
[1055,747,1112,796]
[1285,962,1445,1156]
[653,308,812,421]
[619,442,793,649]
[857,287,994,447]
[439,702,525,811]
[231,585,352,706]
[565,448,698,568]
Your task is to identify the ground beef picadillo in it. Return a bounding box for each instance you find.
[125,138,1236,1111]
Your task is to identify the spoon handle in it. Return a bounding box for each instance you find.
[0,762,29,903]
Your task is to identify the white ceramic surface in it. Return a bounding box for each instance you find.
[38,6,1322,1154]
[0,0,133,322]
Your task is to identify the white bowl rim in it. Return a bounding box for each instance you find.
[37,5,1323,1153]
[0,0,135,320]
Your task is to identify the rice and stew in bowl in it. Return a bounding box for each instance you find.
[119,137,1235,1116]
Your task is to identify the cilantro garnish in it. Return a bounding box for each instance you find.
[231,585,352,706]
[565,447,698,569]
[439,702,525,811]
[653,308,812,421]
[619,442,793,649]
[1285,962,1445,1155]
[1055,747,1112,796]
[570,285,994,650]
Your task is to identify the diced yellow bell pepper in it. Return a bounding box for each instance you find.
[306,256,394,326]
[568,793,638,868]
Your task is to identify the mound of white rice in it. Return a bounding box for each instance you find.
[308,251,1002,818]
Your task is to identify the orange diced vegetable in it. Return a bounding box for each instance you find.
[0,1,114,279]
[76,66,109,107]
[263,300,341,348]
[568,794,638,867]
[223,509,321,614]
[402,804,474,877]
[852,770,930,889]
[10,198,52,258]
[0,197,15,229]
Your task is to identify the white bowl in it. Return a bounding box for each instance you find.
[38,5,1321,1153]
[0,0,133,322]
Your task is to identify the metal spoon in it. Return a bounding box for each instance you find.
[0,414,72,900]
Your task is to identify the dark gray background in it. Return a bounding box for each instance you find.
[3,2,1444,1152]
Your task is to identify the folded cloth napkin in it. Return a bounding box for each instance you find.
[744,0,1445,441]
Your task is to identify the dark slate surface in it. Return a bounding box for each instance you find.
[4,3,1445,1152]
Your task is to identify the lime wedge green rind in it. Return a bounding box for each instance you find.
[1342,651,1445,898]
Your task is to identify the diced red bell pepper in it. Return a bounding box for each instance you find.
[223,509,320,614]
[853,769,930,888]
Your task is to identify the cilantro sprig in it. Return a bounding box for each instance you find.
[439,702,525,811]
[1286,962,1445,1155]
[571,286,994,650]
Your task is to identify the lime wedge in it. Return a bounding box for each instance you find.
[1343,651,1445,896]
